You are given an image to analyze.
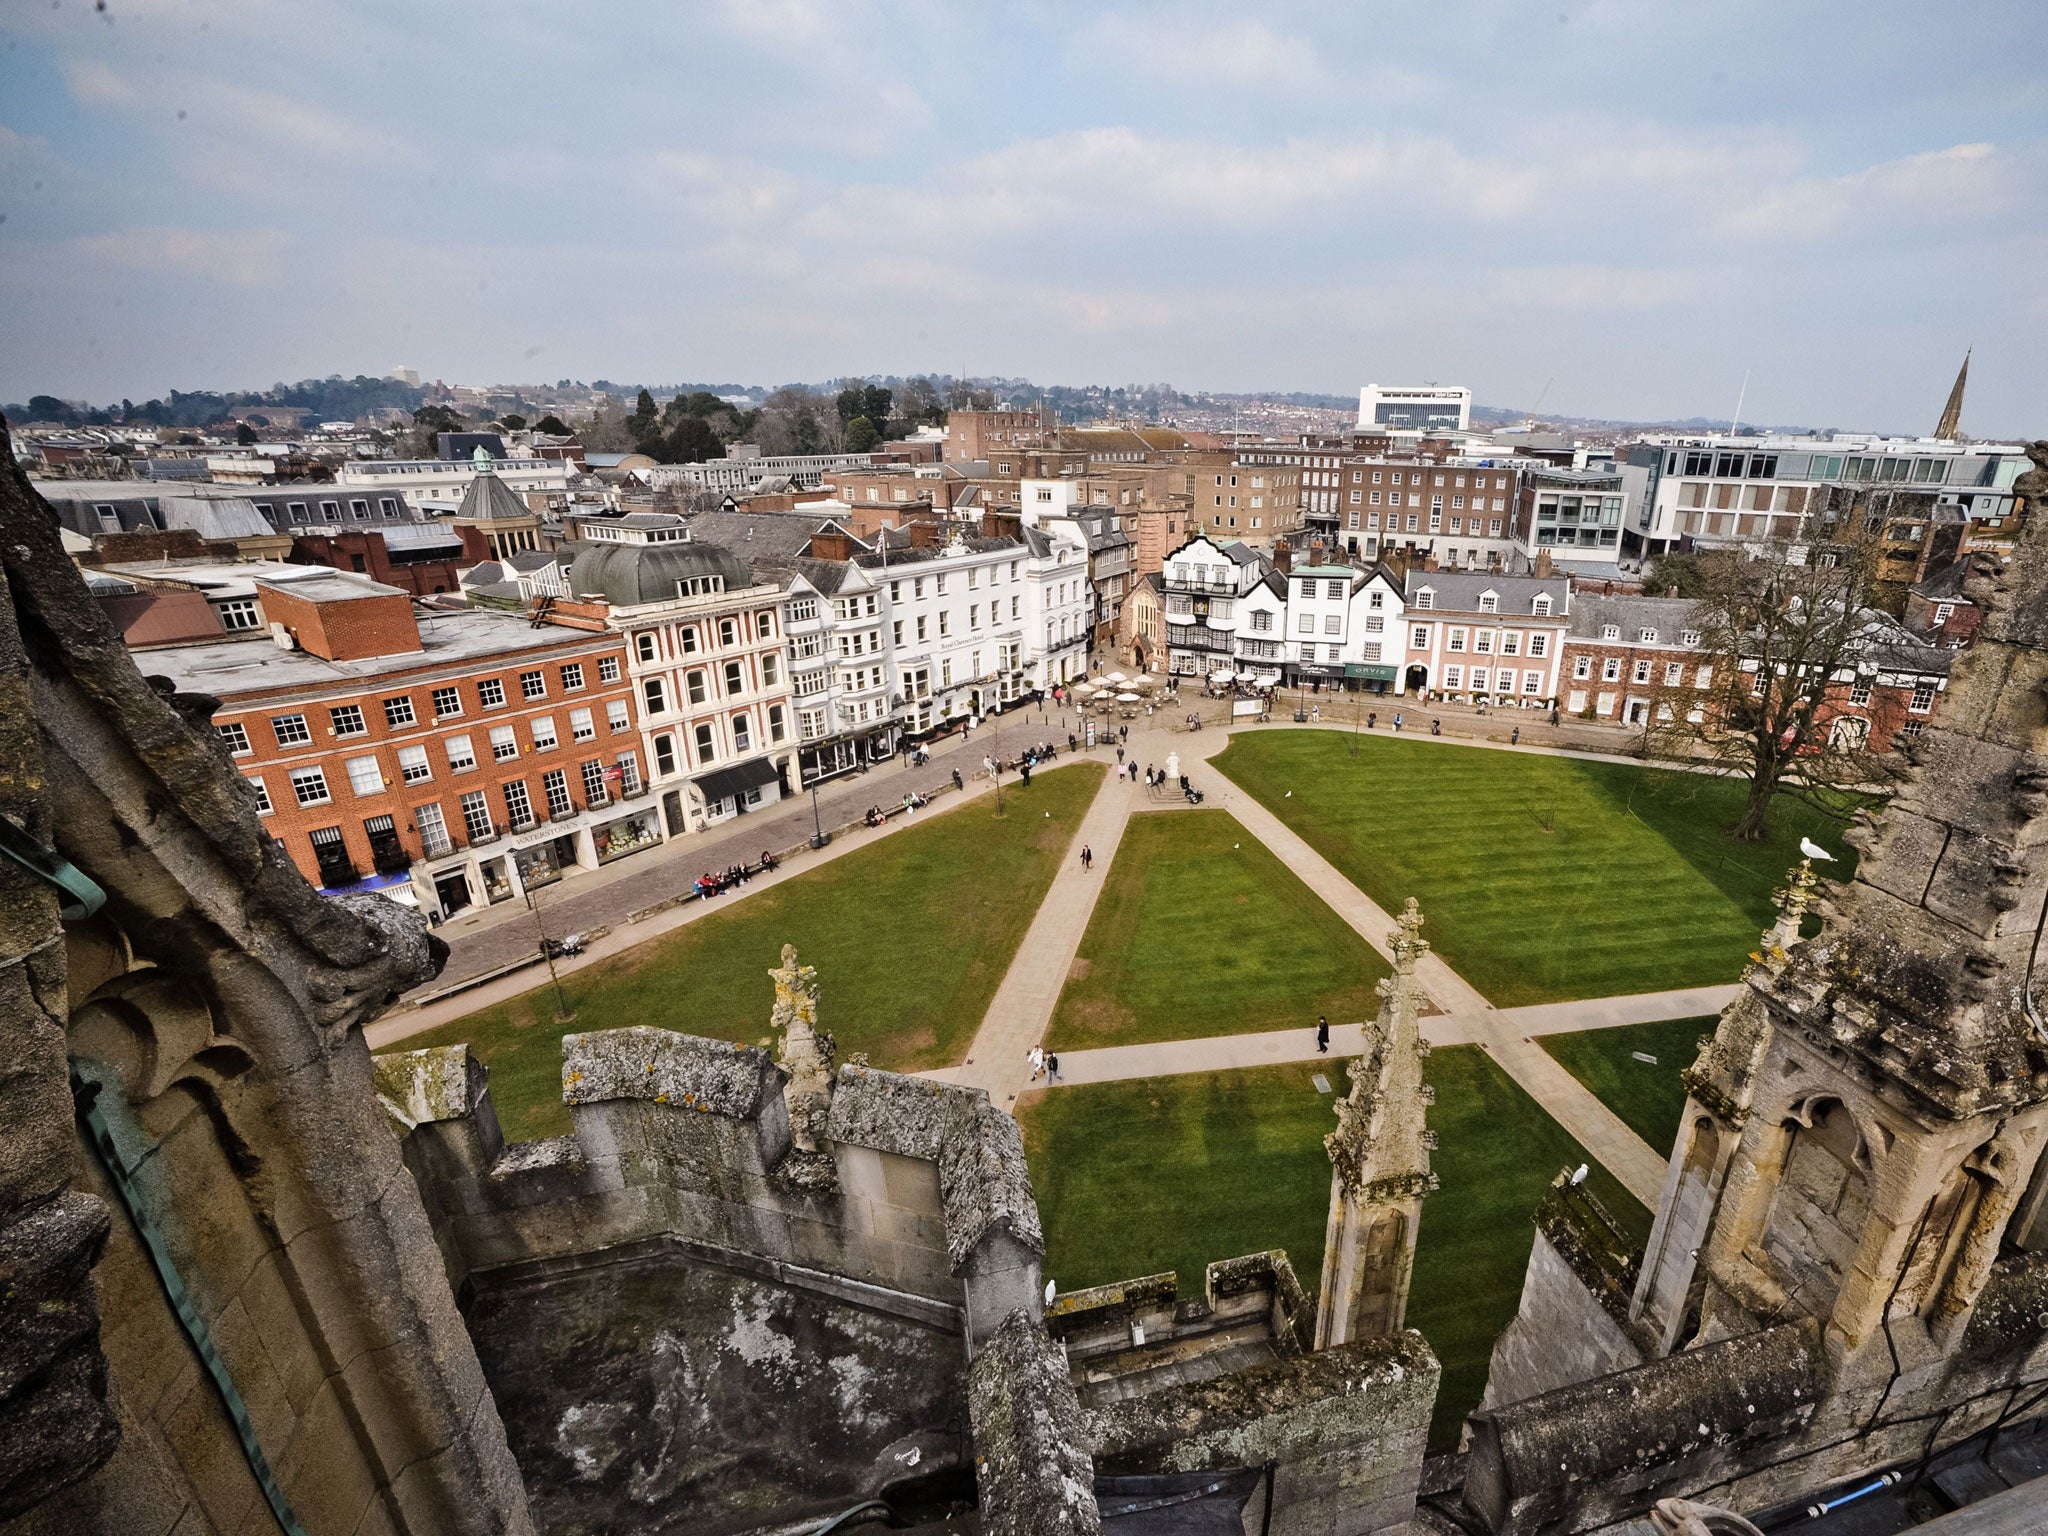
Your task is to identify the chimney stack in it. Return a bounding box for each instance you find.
[808,526,854,562]
[1274,540,1294,574]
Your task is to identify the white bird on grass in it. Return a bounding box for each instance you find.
[1570,1164,1589,1186]
[1800,837,1835,862]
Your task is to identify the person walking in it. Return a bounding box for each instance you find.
[1316,1015,1330,1054]
[1028,1045,1045,1081]
[1116,745,1125,764]
[1511,726,1521,746]
[1311,703,1320,723]
[1046,1052,1060,1082]
[1080,844,1093,872]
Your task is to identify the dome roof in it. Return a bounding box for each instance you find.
[567,538,752,607]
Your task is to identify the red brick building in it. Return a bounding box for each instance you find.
[139,571,645,919]
[288,526,466,596]
[1561,593,1951,751]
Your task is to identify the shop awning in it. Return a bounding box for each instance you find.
[319,869,414,898]
[694,755,781,805]
[1345,664,1399,681]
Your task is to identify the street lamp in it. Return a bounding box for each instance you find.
[809,782,830,849]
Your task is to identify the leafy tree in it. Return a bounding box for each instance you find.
[843,416,881,453]
[667,415,725,464]
[1642,525,1894,841]
[1641,551,1703,598]
[235,421,258,446]
[498,413,528,432]
[27,395,74,423]
[627,389,660,443]
[534,414,570,436]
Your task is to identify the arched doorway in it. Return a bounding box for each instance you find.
[1403,664,1428,694]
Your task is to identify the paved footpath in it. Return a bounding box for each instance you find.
[948,765,1139,1112]
[933,713,1723,1203]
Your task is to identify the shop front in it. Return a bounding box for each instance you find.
[511,828,581,891]
[693,755,784,828]
[592,804,663,865]
[1345,663,1399,695]
[800,735,862,787]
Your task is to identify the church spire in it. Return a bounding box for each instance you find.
[1935,349,1969,440]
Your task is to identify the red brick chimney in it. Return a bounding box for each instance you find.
[808,526,854,562]
[1274,540,1294,574]
[907,519,942,551]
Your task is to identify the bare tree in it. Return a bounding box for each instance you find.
[579,397,633,453]
[1643,524,1894,841]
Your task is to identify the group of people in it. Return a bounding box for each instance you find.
[1027,1045,1061,1082]
[693,864,751,900]
[863,791,928,827]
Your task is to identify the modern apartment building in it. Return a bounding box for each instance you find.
[1620,435,2027,557]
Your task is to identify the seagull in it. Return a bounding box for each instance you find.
[1044,1279,1058,1306]
[1285,790,1292,797]
[1570,1164,1589,1186]
[1800,838,1835,862]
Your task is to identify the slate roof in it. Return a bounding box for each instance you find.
[160,495,276,541]
[1565,594,1700,639]
[1406,568,1569,615]
[454,470,534,522]
[503,549,561,572]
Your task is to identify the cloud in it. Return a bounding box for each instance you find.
[1479,265,1702,311]
[1070,14,1334,94]
[63,59,136,107]
[72,225,291,286]
[1723,142,2024,240]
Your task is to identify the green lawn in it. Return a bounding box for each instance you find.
[1045,809,1390,1052]
[1212,731,1855,1006]
[1538,1016,1716,1157]
[1018,1046,1650,1452]
[406,762,1104,1141]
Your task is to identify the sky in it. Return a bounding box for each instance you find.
[2,0,2045,437]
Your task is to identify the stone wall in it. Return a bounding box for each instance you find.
[374,1034,1048,1529]
[464,1247,970,1535]
[1091,1329,1440,1536]
[377,1037,1043,1351]
[1479,1228,1645,1415]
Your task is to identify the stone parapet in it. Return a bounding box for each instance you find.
[1091,1328,1439,1536]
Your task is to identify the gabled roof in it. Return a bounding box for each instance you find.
[1405,568,1568,615]
[1565,593,1699,639]
[504,548,562,572]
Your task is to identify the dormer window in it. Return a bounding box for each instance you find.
[1638,628,1657,644]
[1679,629,1702,647]
[1414,588,1435,610]
[1478,591,1498,613]
[1532,594,1552,616]
[1601,624,1620,640]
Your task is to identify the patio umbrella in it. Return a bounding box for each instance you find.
[1105,671,1128,683]
[1211,669,1236,682]
[1116,692,1141,702]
